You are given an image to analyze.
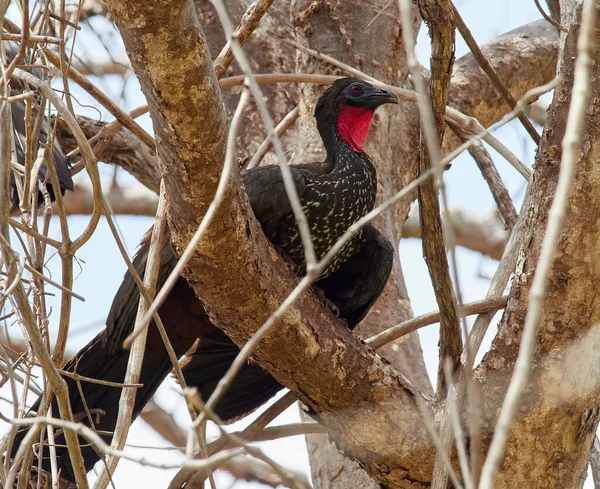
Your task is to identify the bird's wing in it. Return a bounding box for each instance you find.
[315,224,394,328]
[10,100,73,207]
[104,230,178,354]
[242,164,313,234]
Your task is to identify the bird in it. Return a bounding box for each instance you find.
[9,96,74,210]
[10,77,398,482]
[4,39,73,210]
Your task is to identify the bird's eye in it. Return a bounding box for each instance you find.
[350,84,361,94]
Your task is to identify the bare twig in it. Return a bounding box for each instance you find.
[10,416,244,471]
[247,106,299,169]
[21,262,85,301]
[366,296,508,350]
[448,124,518,230]
[534,0,569,33]
[213,0,275,78]
[92,182,168,487]
[181,390,309,489]
[1,33,62,45]
[462,180,537,484]
[403,206,509,259]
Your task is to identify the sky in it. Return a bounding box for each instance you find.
[2,1,583,488]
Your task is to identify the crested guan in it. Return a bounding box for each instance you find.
[9,77,398,482]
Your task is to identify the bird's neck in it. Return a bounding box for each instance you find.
[335,105,374,152]
[318,105,376,166]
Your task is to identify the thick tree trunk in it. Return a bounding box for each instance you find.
[476,4,600,487]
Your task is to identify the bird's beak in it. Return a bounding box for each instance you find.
[364,87,400,108]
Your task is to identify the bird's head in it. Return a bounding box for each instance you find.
[315,78,399,154]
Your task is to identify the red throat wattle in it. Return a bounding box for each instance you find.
[336,105,374,152]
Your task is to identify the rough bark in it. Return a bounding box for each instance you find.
[476,5,600,488]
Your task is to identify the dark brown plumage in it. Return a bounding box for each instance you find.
[10,78,398,482]
[9,95,73,209]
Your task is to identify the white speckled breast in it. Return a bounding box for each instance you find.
[269,144,377,278]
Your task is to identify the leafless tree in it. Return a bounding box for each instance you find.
[2,0,599,488]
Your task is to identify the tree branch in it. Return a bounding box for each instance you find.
[415,0,461,393]
[445,19,558,152]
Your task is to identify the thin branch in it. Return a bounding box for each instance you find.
[9,219,61,249]
[181,390,309,489]
[0,33,62,44]
[534,0,569,33]
[9,416,244,471]
[448,124,518,230]
[462,175,537,484]
[246,106,299,169]
[403,206,509,260]
[21,262,85,302]
[92,182,168,487]
[205,392,298,455]
[366,296,508,350]
[213,0,275,78]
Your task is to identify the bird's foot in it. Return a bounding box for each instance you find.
[312,286,340,317]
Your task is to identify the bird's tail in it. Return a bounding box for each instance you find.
[182,328,283,423]
[10,329,174,483]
